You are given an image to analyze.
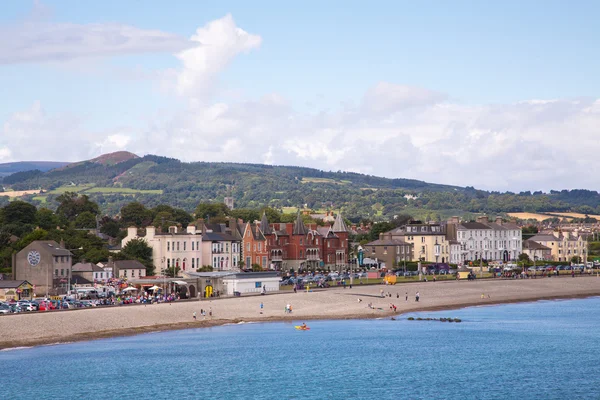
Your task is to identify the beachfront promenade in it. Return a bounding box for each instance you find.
[1,276,599,349]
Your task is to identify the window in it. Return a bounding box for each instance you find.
[192,258,195,268]
[192,242,194,251]
[196,258,199,268]
[256,256,259,264]
[167,241,170,251]
[124,270,127,278]
[255,282,262,288]
[183,242,186,251]
[246,257,251,267]
[254,244,256,251]
[316,239,319,245]
[247,243,251,251]
[55,269,58,276]
[61,269,64,276]
[421,237,425,243]
[167,259,170,268]
[262,256,267,267]
[258,243,262,251]
[300,250,303,258]
[177,242,180,251]
[132,270,135,277]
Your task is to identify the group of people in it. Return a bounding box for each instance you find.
[192,308,212,320]
[284,303,293,313]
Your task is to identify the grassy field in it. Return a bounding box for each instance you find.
[507,212,567,221]
[85,187,163,194]
[550,212,600,220]
[301,177,351,185]
[282,206,299,214]
[47,185,95,194]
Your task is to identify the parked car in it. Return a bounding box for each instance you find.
[0,305,12,314]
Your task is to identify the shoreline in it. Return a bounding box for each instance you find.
[2,289,599,350]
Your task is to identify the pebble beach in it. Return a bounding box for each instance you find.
[1,276,599,349]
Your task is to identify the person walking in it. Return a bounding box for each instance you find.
[405,292,408,302]
[415,291,420,302]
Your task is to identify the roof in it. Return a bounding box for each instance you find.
[114,260,146,270]
[31,241,72,256]
[70,276,93,285]
[293,212,308,235]
[332,213,349,232]
[366,239,411,246]
[223,271,279,279]
[458,222,492,230]
[0,280,31,289]
[523,240,551,251]
[529,234,558,242]
[72,262,105,273]
[202,232,240,242]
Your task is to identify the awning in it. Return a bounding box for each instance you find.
[172,280,188,285]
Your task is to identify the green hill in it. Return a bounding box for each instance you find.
[1,152,600,221]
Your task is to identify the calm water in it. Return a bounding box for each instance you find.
[2,298,600,400]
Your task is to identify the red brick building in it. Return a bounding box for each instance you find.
[257,212,349,271]
[242,217,270,269]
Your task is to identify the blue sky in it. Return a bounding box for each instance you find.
[1,1,599,191]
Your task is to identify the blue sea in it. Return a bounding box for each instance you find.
[2,298,600,400]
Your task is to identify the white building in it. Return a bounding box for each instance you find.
[449,216,522,264]
[122,225,203,274]
[221,272,280,295]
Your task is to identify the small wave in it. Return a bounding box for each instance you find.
[1,346,33,351]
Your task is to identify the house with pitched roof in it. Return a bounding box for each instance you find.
[242,213,270,269]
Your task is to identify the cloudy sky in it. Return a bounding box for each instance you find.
[1,1,599,192]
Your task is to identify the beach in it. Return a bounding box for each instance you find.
[1,276,599,349]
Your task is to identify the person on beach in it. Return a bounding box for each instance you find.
[260,302,263,314]
[416,292,420,302]
[193,311,197,320]
[380,289,384,298]
[405,292,408,301]
[397,293,399,299]
[209,307,213,317]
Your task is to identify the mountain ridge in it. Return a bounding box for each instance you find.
[1,152,599,221]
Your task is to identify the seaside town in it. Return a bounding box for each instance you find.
[1,195,598,313]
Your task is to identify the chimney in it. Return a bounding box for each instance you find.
[127,226,138,238]
[379,232,383,240]
[476,216,489,224]
[146,226,155,240]
[495,216,503,225]
[187,225,196,234]
[448,216,460,225]
[169,226,177,234]
[60,239,65,249]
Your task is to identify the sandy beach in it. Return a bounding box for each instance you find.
[1,276,599,349]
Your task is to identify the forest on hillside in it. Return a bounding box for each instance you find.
[2,155,600,221]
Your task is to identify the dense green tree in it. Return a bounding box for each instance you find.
[37,208,59,230]
[2,201,37,225]
[194,202,230,220]
[164,266,181,277]
[260,207,281,223]
[118,238,155,275]
[121,202,153,227]
[230,208,260,223]
[100,218,121,238]
[74,211,97,229]
[56,192,99,220]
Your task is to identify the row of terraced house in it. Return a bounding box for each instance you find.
[121,212,350,273]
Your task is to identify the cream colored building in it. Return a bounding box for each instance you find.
[122,225,203,274]
[529,231,588,262]
[382,222,451,263]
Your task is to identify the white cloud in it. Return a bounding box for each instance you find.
[2,14,599,192]
[0,9,192,64]
[171,14,262,100]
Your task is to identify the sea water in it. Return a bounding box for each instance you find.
[2,298,600,400]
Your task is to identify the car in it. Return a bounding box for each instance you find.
[0,305,12,314]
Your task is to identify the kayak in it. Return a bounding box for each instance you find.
[294,326,310,330]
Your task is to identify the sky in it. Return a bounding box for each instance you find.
[1,0,599,192]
